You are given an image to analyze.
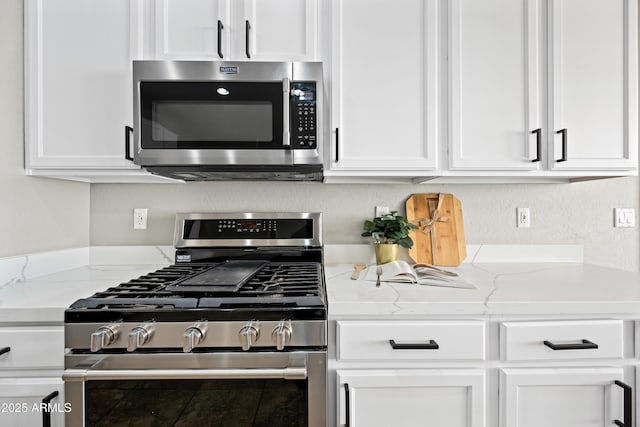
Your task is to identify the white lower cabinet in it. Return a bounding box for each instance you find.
[332,318,636,427]
[337,369,485,427]
[0,377,65,427]
[500,368,627,427]
[0,325,65,426]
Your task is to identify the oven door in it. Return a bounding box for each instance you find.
[64,351,326,427]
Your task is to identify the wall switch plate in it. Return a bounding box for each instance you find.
[134,208,148,229]
[517,208,530,228]
[614,208,635,228]
[375,206,390,217]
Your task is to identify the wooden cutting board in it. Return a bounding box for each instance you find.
[405,193,466,266]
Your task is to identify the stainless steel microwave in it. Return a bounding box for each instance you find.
[130,61,323,181]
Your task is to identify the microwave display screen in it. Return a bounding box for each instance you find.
[152,101,272,142]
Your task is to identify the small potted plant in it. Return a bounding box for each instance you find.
[361,211,417,264]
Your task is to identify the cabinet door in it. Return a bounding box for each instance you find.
[0,377,65,427]
[337,369,485,427]
[448,0,541,170]
[548,0,638,170]
[500,368,628,427]
[24,0,143,170]
[241,0,317,61]
[154,0,230,59]
[330,0,438,172]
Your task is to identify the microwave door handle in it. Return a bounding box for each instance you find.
[282,78,290,147]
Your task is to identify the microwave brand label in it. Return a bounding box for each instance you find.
[220,66,239,74]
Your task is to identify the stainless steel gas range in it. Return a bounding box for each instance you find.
[63,213,326,427]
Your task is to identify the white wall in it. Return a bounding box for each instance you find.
[0,0,89,258]
[90,177,640,271]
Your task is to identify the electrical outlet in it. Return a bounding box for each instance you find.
[516,207,530,228]
[134,208,148,230]
[614,208,636,228]
[375,206,390,217]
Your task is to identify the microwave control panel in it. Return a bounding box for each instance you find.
[291,82,317,149]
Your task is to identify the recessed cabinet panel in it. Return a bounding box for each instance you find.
[330,0,438,171]
[549,0,637,170]
[337,320,485,361]
[155,0,229,59]
[500,320,623,361]
[0,326,64,370]
[0,378,65,427]
[500,368,625,427]
[338,369,485,427]
[25,0,142,169]
[243,0,317,61]
[449,0,541,170]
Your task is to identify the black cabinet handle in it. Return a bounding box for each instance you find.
[614,380,632,427]
[217,20,224,58]
[335,128,339,162]
[543,339,598,350]
[555,128,567,162]
[124,126,134,161]
[41,390,59,427]
[0,347,9,356]
[245,20,251,58]
[530,128,541,162]
[344,383,350,427]
[389,339,439,350]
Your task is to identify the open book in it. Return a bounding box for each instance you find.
[364,260,476,289]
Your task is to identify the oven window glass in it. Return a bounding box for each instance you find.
[85,379,307,427]
[152,101,272,143]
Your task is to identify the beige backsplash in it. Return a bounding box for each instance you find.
[89,179,639,271]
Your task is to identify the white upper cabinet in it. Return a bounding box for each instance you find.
[548,0,637,170]
[24,0,144,173]
[329,0,438,173]
[448,0,542,170]
[154,0,230,59]
[448,0,637,174]
[153,0,318,61]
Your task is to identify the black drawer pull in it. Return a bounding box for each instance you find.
[530,128,542,162]
[42,390,59,427]
[217,20,224,58]
[543,339,598,350]
[124,126,134,161]
[0,347,9,356]
[344,383,350,427]
[389,339,439,350]
[555,128,568,162]
[614,380,632,427]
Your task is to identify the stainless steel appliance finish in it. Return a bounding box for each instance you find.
[64,212,327,426]
[132,61,323,181]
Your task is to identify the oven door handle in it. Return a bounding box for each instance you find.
[63,367,307,381]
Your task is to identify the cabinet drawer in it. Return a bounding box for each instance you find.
[0,326,64,370]
[500,320,623,361]
[337,321,485,361]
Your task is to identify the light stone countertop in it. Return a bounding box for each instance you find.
[325,262,640,317]
[1,244,639,323]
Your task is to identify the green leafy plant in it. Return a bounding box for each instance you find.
[361,211,418,249]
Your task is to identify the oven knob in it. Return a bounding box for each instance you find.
[239,322,260,351]
[127,323,155,352]
[271,320,292,351]
[183,323,207,353]
[90,324,120,352]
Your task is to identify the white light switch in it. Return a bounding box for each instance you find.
[614,208,635,228]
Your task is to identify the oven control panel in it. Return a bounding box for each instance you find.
[291,82,317,149]
[182,217,314,240]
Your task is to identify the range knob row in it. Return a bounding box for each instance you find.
[89,321,293,352]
